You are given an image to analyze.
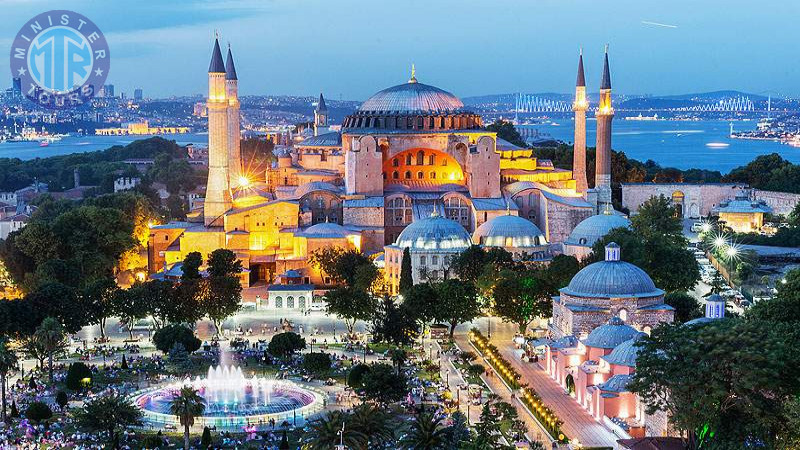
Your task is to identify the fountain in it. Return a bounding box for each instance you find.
[132,365,325,431]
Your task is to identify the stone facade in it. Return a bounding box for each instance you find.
[753,189,800,216]
[622,183,747,218]
[552,292,674,338]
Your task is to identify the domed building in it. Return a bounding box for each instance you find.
[563,209,632,259]
[384,212,471,294]
[472,213,551,260]
[149,42,618,295]
[551,242,674,338]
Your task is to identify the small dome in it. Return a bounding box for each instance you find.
[601,332,646,367]
[562,244,662,298]
[564,212,631,247]
[358,81,464,114]
[473,214,547,248]
[582,317,641,349]
[300,222,351,239]
[294,181,341,199]
[395,214,471,251]
[598,374,633,393]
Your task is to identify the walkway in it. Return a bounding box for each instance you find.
[461,319,618,448]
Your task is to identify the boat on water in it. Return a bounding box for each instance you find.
[706,142,730,149]
[7,127,68,143]
[39,141,50,147]
[625,113,659,121]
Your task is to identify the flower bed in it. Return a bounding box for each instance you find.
[469,328,568,443]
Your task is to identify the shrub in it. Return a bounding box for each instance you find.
[268,332,306,359]
[468,363,485,378]
[65,362,92,391]
[26,401,52,423]
[55,391,69,410]
[347,363,370,389]
[142,435,163,449]
[152,324,201,354]
[361,363,408,404]
[302,352,332,377]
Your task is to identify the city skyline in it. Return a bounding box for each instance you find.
[2,0,799,99]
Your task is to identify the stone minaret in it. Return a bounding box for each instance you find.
[595,45,614,210]
[572,49,588,194]
[225,45,243,187]
[314,93,329,136]
[204,37,232,226]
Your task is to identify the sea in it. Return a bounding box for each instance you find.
[0,120,796,174]
[520,119,799,173]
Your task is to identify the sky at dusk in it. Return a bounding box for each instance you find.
[1,0,798,100]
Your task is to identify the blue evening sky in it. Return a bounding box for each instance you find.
[1,0,797,100]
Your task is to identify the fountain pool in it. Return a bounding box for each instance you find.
[132,365,326,431]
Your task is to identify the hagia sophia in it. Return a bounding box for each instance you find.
[147,39,630,296]
[143,37,685,440]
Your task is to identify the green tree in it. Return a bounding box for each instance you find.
[433,279,481,338]
[631,194,684,240]
[401,408,449,450]
[25,401,52,424]
[402,283,439,327]
[112,285,151,340]
[309,248,373,287]
[74,393,143,449]
[170,386,206,450]
[664,292,702,324]
[629,320,800,449]
[347,363,370,389]
[268,332,306,359]
[323,287,376,338]
[302,352,333,377]
[543,254,581,288]
[305,410,367,450]
[349,403,397,448]
[34,317,67,384]
[399,247,414,294]
[389,349,407,375]
[444,411,470,450]
[491,268,554,334]
[361,363,408,405]
[486,119,527,148]
[748,268,800,323]
[202,249,242,336]
[201,426,212,448]
[450,245,488,283]
[81,276,118,341]
[65,362,93,391]
[181,251,203,281]
[55,390,68,411]
[371,296,419,346]
[0,338,18,422]
[153,324,201,354]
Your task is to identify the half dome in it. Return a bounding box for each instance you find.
[564,212,631,247]
[300,222,351,239]
[395,214,471,251]
[581,317,641,349]
[601,332,647,367]
[473,214,547,248]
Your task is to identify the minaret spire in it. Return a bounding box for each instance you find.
[225,45,238,80]
[572,49,589,194]
[208,37,225,73]
[595,44,615,211]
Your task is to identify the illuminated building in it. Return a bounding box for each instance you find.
[148,40,622,292]
[594,46,614,210]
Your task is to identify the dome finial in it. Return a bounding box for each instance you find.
[603,203,613,215]
[409,63,417,84]
[431,200,439,217]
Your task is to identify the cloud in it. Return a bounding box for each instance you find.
[641,20,678,29]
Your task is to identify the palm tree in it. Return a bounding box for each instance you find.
[401,409,449,450]
[0,338,18,423]
[349,403,396,447]
[305,410,367,450]
[34,317,67,384]
[169,386,206,450]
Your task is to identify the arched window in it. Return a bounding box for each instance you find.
[404,171,411,179]
[275,296,283,308]
[430,171,436,179]
[417,150,425,165]
[444,196,472,230]
[406,154,412,165]
[420,255,427,265]
[429,154,435,165]
[417,171,424,179]
[287,296,295,309]
[386,196,413,226]
[393,171,399,179]
[392,158,399,167]
[299,296,306,309]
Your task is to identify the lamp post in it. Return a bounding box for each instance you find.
[487,314,491,339]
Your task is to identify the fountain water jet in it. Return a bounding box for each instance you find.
[132,364,324,431]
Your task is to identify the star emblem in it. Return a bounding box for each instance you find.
[94,68,103,76]
[16,67,26,76]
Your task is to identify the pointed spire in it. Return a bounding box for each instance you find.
[576,48,586,87]
[316,93,327,112]
[408,63,417,84]
[209,37,225,73]
[225,44,238,80]
[600,44,611,90]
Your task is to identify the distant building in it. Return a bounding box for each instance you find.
[114,177,141,192]
[193,102,208,117]
[102,84,115,98]
[0,213,30,240]
[713,194,771,233]
[134,88,143,101]
[11,77,21,98]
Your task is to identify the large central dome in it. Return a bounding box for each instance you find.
[342,74,482,132]
[358,81,464,114]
